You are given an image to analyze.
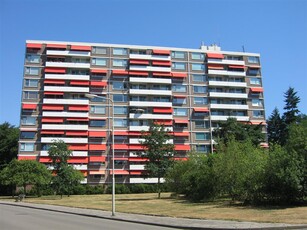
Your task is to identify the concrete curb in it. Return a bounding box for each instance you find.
[1,201,306,230]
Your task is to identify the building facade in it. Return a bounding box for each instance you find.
[19,40,266,184]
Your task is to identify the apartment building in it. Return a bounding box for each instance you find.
[19,40,266,184]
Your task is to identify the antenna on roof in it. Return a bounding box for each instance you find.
[242,45,245,52]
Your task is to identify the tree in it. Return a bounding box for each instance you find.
[140,123,175,198]
[0,122,19,170]
[48,140,84,198]
[0,159,51,196]
[267,108,283,144]
[283,87,300,125]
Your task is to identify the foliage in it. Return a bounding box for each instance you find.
[140,123,175,198]
[283,87,300,125]
[0,122,19,170]
[0,159,51,196]
[267,108,283,145]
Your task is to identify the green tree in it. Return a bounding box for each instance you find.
[48,140,84,198]
[0,122,19,170]
[0,159,51,196]
[140,123,175,198]
[283,87,300,125]
[267,108,283,144]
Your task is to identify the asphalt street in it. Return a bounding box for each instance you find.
[0,204,180,230]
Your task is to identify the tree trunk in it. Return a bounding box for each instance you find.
[158,177,161,199]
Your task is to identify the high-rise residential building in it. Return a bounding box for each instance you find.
[19,40,266,184]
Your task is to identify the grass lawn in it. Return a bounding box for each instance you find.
[2,193,307,224]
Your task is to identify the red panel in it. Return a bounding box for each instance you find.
[68,105,89,111]
[173,132,189,137]
[208,64,224,70]
[175,145,191,151]
[206,53,224,59]
[66,118,89,121]
[44,79,65,85]
[152,61,171,66]
[194,107,209,112]
[88,131,107,137]
[18,156,37,160]
[248,65,261,69]
[154,120,173,125]
[46,44,67,49]
[41,118,64,123]
[89,170,105,175]
[89,156,106,162]
[173,157,188,161]
[42,105,64,111]
[39,157,52,163]
[112,69,129,75]
[22,104,37,110]
[45,68,66,73]
[229,65,245,69]
[89,144,107,151]
[129,157,148,162]
[153,72,172,77]
[129,71,149,76]
[174,119,189,124]
[70,45,91,51]
[68,157,88,164]
[41,130,65,135]
[113,144,129,150]
[91,69,107,74]
[250,121,266,125]
[171,72,188,78]
[128,132,142,136]
[129,145,145,150]
[130,171,143,175]
[110,170,130,175]
[250,87,263,93]
[152,49,170,55]
[27,43,42,49]
[70,81,89,86]
[114,131,129,135]
[66,131,88,136]
[113,157,129,161]
[44,92,64,95]
[69,144,88,151]
[153,108,173,113]
[90,81,107,87]
[130,60,149,65]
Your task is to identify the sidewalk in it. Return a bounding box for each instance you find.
[1,200,306,229]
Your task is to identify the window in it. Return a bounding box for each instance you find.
[130,96,146,101]
[153,96,170,102]
[89,120,106,127]
[23,91,38,99]
[194,97,208,104]
[174,108,188,116]
[90,97,106,102]
[191,63,205,71]
[91,58,107,66]
[192,74,206,82]
[193,86,207,93]
[173,97,187,105]
[112,59,128,67]
[253,110,264,118]
[195,133,210,140]
[172,62,186,70]
[248,56,260,64]
[113,48,128,55]
[171,51,185,59]
[195,120,209,128]
[252,99,262,106]
[172,84,186,92]
[92,47,107,54]
[113,81,126,90]
[250,78,261,85]
[248,68,260,76]
[114,119,127,127]
[20,143,34,151]
[21,116,36,125]
[25,67,39,75]
[24,79,38,87]
[191,53,204,60]
[90,106,106,114]
[196,145,210,153]
[20,131,35,139]
[26,54,40,63]
[113,94,127,102]
[114,106,128,115]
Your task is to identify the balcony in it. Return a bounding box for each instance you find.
[46,61,90,69]
[208,81,247,88]
[129,77,171,84]
[129,54,171,61]
[129,113,173,120]
[129,65,171,72]
[40,150,88,157]
[42,124,88,130]
[129,126,173,132]
[43,98,89,105]
[129,101,172,107]
[46,50,90,57]
[208,69,246,77]
[129,138,173,144]
[45,74,90,81]
[42,111,89,117]
[129,177,165,184]
[44,86,89,93]
[210,104,249,110]
[209,92,248,99]
[73,165,88,170]
[129,89,172,96]
[129,164,145,170]
[41,137,88,144]
[210,115,250,121]
[207,59,245,66]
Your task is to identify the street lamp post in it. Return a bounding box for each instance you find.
[85,93,115,216]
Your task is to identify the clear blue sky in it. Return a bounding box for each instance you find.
[0,0,306,126]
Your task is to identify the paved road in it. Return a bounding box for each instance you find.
[0,205,180,230]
